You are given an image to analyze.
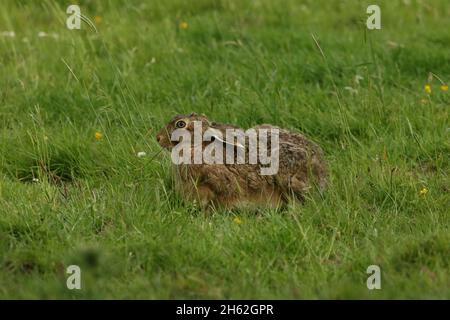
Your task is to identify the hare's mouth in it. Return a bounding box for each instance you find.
[156,135,171,149]
[159,141,173,150]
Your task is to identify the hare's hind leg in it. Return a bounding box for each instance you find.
[195,185,216,208]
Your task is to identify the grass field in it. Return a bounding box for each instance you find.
[0,0,448,299]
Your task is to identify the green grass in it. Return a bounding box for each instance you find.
[0,0,449,299]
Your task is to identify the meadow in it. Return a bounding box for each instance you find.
[0,0,448,299]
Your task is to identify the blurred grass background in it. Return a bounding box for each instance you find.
[0,0,448,298]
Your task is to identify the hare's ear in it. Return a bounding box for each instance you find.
[208,128,245,149]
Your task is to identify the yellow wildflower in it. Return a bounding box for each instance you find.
[179,21,189,30]
[424,84,431,94]
[233,217,243,225]
[419,187,428,196]
[94,16,102,25]
[95,132,103,141]
[440,85,448,92]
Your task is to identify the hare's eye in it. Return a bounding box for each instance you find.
[175,120,186,128]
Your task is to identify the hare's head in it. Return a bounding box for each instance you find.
[156,113,213,149]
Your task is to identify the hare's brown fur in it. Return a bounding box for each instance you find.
[156,113,327,210]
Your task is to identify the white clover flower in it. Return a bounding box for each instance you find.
[137,151,147,158]
[354,75,364,84]
[1,31,16,38]
[344,86,358,95]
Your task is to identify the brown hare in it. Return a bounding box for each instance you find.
[156,113,327,210]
